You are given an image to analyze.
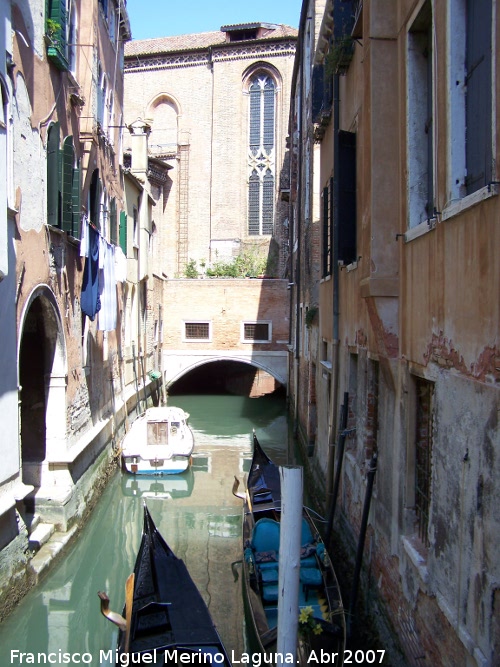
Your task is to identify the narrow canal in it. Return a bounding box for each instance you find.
[0,393,289,666]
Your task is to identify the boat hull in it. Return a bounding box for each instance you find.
[106,505,232,667]
[122,455,192,475]
[121,406,195,476]
[237,434,346,666]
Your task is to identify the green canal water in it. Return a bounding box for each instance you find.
[0,393,289,666]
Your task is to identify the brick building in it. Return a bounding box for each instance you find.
[289,1,499,665]
[123,23,297,391]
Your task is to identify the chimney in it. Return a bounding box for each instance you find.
[128,118,151,175]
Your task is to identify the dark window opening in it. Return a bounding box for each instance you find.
[337,130,357,265]
[244,322,270,341]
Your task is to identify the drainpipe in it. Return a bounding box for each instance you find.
[129,120,151,414]
[208,46,214,264]
[325,73,341,531]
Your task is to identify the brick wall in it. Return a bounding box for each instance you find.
[163,278,290,351]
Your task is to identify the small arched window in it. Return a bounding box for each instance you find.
[247,72,276,235]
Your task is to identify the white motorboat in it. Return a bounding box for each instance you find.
[121,406,195,475]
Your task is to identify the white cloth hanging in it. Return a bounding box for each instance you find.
[98,241,117,331]
[80,215,90,258]
[114,246,127,283]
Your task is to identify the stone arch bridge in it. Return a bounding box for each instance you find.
[162,350,288,391]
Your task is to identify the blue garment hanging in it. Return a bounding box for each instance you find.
[81,225,101,320]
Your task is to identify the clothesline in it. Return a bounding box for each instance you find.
[80,215,126,331]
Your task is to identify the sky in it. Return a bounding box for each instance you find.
[126,0,303,40]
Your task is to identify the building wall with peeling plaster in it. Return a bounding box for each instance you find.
[289,1,499,664]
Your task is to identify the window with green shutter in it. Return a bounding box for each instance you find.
[72,160,81,238]
[61,135,74,234]
[119,210,127,255]
[46,0,69,71]
[47,122,60,228]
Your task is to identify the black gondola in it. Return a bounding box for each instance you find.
[99,503,232,666]
[233,432,346,665]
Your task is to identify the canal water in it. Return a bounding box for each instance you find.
[0,393,290,666]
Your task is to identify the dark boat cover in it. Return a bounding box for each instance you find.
[247,433,281,508]
[120,505,230,664]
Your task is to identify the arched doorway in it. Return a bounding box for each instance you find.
[19,287,67,488]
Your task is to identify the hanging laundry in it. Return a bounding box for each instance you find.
[98,240,117,331]
[81,225,101,320]
[114,245,127,283]
[80,215,90,258]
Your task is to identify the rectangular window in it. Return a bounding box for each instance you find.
[448,0,493,203]
[242,321,271,343]
[465,0,492,194]
[184,321,211,342]
[338,130,357,265]
[407,1,434,228]
[414,377,434,547]
[133,207,138,248]
[366,359,379,459]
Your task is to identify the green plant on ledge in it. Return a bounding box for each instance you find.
[205,249,268,278]
[183,259,199,278]
[46,18,61,42]
[325,35,354,76]
[305,305,318,329]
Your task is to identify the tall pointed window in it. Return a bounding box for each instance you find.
[248,73,275,235]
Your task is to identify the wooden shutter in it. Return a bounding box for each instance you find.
[72,160,81,238]
[47,122,60,227]
[110,197,117,245]
[61,135,74,234]
[119,210,127,255]
[338,130,357,265]
[465,0,492,194]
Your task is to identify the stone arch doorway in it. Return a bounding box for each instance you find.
[18,287,67,488]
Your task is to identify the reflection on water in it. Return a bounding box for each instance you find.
[0,394,288,665]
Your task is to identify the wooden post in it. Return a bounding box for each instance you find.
[277,465,303,665]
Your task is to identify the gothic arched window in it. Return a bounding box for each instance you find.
[247,73,275,235]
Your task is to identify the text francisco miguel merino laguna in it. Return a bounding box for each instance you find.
[10,649,345,665]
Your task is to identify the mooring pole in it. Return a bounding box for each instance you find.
[326,392,350,545]
[277,465,303,665]
[347,453,378,637]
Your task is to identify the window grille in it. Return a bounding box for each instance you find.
[185,322,210,340]
[415,378,433,547]
[243,322,270,341]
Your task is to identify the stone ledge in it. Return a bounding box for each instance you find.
[29,525,78,578]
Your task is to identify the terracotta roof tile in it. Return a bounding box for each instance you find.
[125,24,298,58]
